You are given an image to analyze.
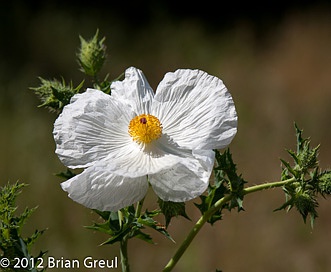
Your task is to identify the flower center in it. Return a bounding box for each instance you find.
[128,114,162,144]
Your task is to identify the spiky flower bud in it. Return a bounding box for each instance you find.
[158,198,190,227]
[31,77,83,112]
[318,171,331,195]
[294,190,318,225]
[297,143,320,172]
[77,29,106,77]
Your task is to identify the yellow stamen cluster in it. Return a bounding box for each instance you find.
[128,114,163,144]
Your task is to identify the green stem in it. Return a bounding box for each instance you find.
[118,210,123,228]
[119,194,145,272]
[242,177,295,195]
[93,74,100,88]
[162,177,296,272]
[120,235,130,272]
[135,197,145,218]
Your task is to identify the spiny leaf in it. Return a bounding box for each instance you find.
[138,213,175,243]
[133,230,154,244]
[100,227,132,246]
[88,207,175,246]
[157,199,190,227]
[0,182,45,270]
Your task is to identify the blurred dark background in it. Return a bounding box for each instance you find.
[1,1,331,271]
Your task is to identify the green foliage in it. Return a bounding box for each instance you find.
[276,124,331,227]
[0,182,46,271]
[195,149,247,225]
[86,206,175,246]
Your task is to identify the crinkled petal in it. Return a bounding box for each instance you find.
[105,134,191,178]
[152,69,237,150]
[53,88,133,168]
[149,149,215,202]
[61,159,149,211]
[111,67,154,114]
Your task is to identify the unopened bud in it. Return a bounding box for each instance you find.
[319,171,331,195]
[31,78,83,112]
[294,190,318,224]
[77,29,106,77]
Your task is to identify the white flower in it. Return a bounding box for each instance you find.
[53,67,237,211]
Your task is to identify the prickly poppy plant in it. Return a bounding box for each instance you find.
[22,30,331,272]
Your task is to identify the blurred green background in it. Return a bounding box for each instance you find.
[1,1,331,271]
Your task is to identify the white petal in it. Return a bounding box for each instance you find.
[149,149,215,202]
[152,69,237,150]
[111,67,154,114]
[106,135,188,177]
[99,133,209,181]
[53,88,134,168]
[61,159,149,211]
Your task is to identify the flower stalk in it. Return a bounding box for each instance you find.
[162,177,296,272]
[120,235,130,272]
